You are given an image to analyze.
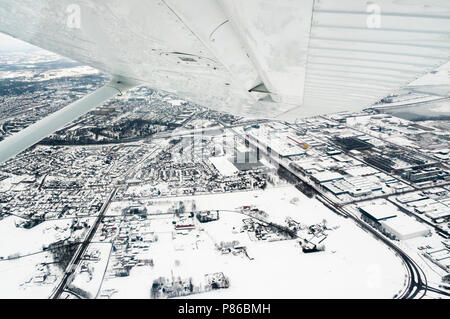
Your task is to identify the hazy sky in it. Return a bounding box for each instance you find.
[0,32,36,51]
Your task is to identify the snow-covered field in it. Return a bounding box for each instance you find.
[69,243,112,299]
[0,217,72,258]
[0,185,409,298]
[0,216,92,298]
[99,186,407,299]
[0,252,62,298]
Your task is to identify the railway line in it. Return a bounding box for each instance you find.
[228,125,429,299]
[49,187,118,299]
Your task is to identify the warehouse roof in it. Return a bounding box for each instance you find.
[360,204,398,221]
[380,215,430,239]
[311,171,344,183]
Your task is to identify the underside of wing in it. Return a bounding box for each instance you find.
[1,0,450,120]
[289,0,450,119]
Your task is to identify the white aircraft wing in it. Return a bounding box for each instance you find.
[1,0,449,120]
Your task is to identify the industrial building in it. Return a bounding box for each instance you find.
[365,155,396,173]
[333,137,373,151]
[425,209,450,223]
[196,210,219,223]
[232,150,264,171]
[402,167,449,184]
[323,176,382,197]
[379,215,430,240]
[359,204,398,226]
[424,247,450,272]
[394,191,450,224]
[360,204,430,240]
[311,171,344,184]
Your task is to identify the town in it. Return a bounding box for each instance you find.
[0,49,449,299]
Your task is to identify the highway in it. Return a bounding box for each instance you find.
[228,125,429,299]
[50,136,160,299]
[49,187,118,299]
[49,120,435,299]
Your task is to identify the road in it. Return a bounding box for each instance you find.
[49,119,436,299]
[311,116,450,237]
[50,136,163,299]
[321,192,427,299]
[49,187,118,299]
[228,125,429,299]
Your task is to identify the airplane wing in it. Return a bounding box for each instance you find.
[2,0,449,120]
[1,0,450,163]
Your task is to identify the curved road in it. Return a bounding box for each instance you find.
[229,125,429,299]
[318,194,427,299]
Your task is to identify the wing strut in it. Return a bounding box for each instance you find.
[0,77,136,164]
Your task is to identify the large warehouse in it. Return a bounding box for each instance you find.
[380,215,430,240]
[360,203,430,240]
[359,204,398,225]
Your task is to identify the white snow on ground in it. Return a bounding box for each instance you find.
[69,243,112,298]
[106,202,132,216]
[0,217,72,258]
[385,136,417,148]
[100,186,407,299]
[209,156,238,176]
[0,252,62,298]
[429,104,450,113]
[396,232,448,287]
[0,175,23,192]
[166,99,186,106]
